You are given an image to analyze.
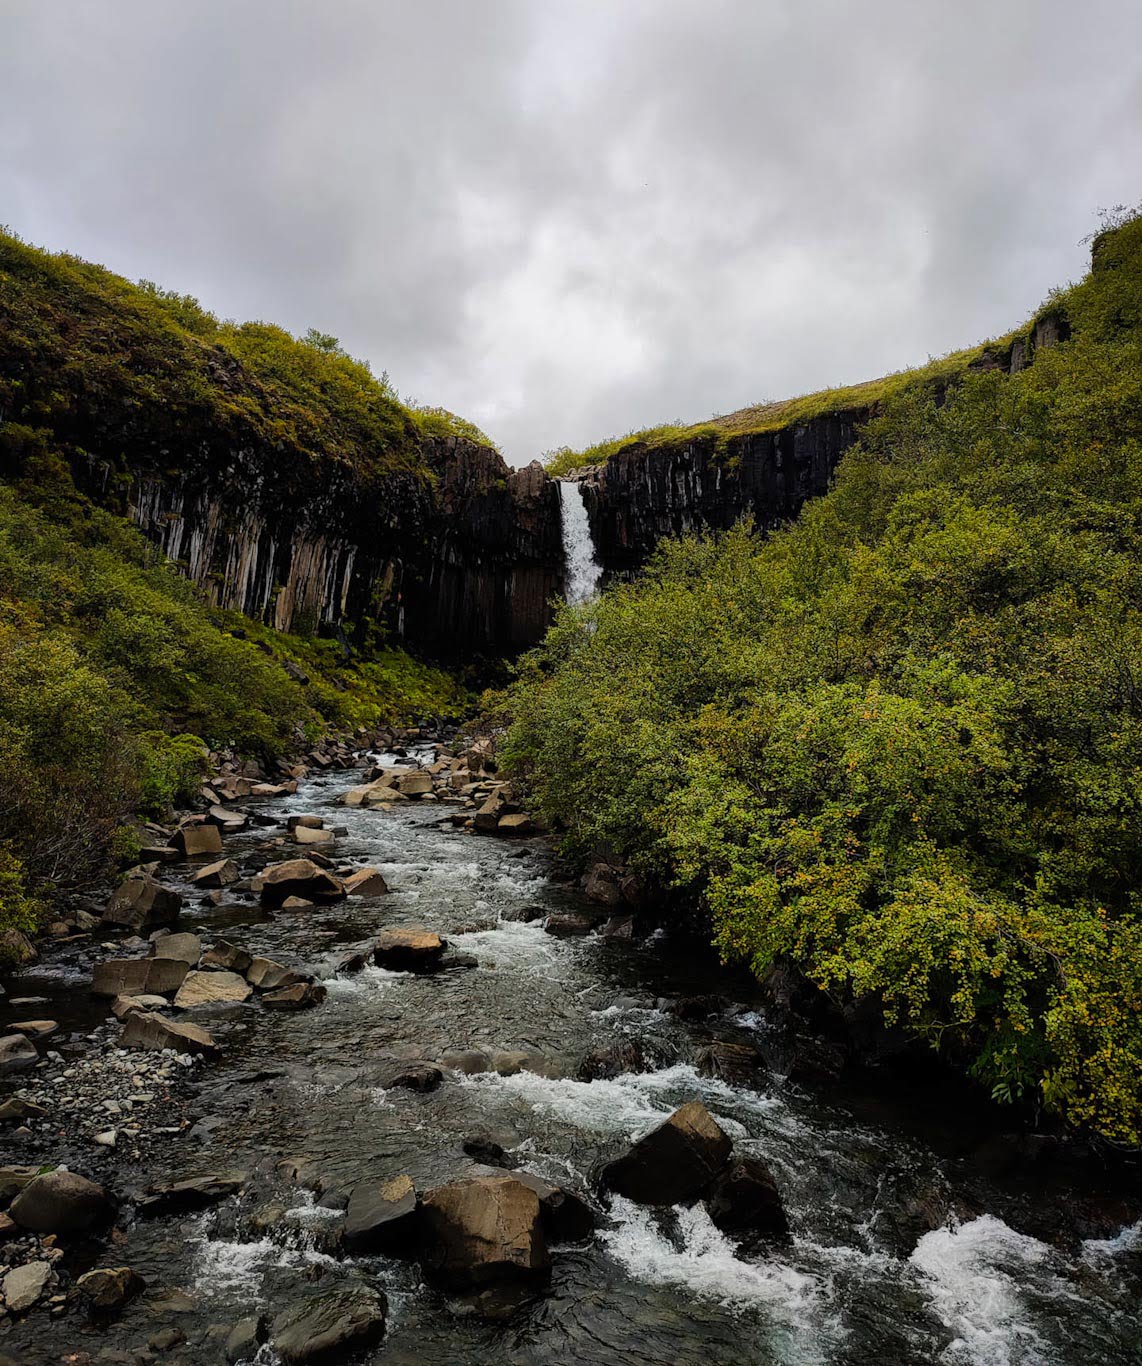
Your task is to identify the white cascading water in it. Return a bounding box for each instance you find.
[559,479,603,604]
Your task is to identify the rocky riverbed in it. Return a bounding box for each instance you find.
[1,737,1141,1365]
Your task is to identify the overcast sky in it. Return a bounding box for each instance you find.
[3,2,1140,465]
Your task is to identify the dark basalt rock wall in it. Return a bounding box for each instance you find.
[578,411,865,579]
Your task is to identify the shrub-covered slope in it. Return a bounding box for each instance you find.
[507,218,1142,1142]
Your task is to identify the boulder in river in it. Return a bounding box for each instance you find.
[190,858,239,888]
[695,1040,766,1086]
[577,1037,647,1082]
[262,982,327,1010]
[260,859,346,909]
[343,866,389,897]
[0,1032,38,1075]
[91,956,189,999]
[202,939,253,973]
[513,1172,599,1243]
[600,1100,733,1205]
[170,822,224,858]
[137,1173,245,1216]
[73,1266,146,1316]
[9,1169,112,1233]
[705,1156,790,1242]
[246,956,308,991]
[271,1286,387,1365]
[374,927,445,972]
[292,825,335,846]
[152,931,203,964]
[543,911,599,937]
[226,1314,268,1363]
[121,1010,220,1056]
[383,1061,442,1092]
[102,872,182,931]
[420,1175,550,1289]
[174,970,253,1008]
[344,1174,419,1253]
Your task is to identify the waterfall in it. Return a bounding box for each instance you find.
[558,481,603,604]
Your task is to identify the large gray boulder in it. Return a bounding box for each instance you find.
[102,872,182,931]
[420,1175,549,1289]
[271,1287,387,1364]
[9,1169,111,1233]
[343,1174,418,1253]
[600,1100,733,1205]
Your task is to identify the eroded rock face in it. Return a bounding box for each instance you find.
[600,1100,733,1205]
[9,1170,111,1233]
[420,1175,550,1289]
[271,1286,387,1365]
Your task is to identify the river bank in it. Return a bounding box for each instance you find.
[1,738,1140,1364]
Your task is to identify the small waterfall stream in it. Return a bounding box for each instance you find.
[559,480,603,604]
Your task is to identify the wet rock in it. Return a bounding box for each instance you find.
[440,1049,491,1074]
[577,1037,647,1081]
[152,932,203,964]
[271,1286,387,1364]
[173,970,253,1008]
[583,863,623,906]
[226,1313,268,1363]
[262,982,327,1010]
[667,995,719,1022]
[374,926,446,972]
[500,905,545,923]
[343,867,389,897]
[420,1175,550,1289]
[91,956,189,999]
[438,949,479,971]
[513,1172,599,1243]
[73,1266,146,1315]
[171,823,223,858]
[705,1157,789,1241]
[490,1049,543,1077]
[246,956,307,991]
[190,859,239,889]
[785,1034,847,1086]
[2,1259,51,1313]
[102,872,182,932]
[287,814,324,830]
[260,859,346,909]
[137,1173,245,1217]
[600,1100,733,1205]
[600,913,635,940]
[695,1040,766,1086]
[121,1010,220,1057]
[148,1327,186,1351]
[383,1061,442,1092]
[0,1032,38,1074]
[543,912,597,937]
[202,940,253,973]
[344,1174,418,1253]
[9,1170,112,1233]
[462,1138,515,1168]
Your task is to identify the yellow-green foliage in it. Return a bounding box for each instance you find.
[508,216,1142,1141]
[543,333,1027,477]
[0,461,464,955]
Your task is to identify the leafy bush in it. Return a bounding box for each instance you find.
[507,215,1142,1142]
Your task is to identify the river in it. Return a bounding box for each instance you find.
[2,747,1140,1364]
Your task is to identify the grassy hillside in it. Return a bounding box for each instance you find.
[507,216,1142,1143]
[542,322,1042,476]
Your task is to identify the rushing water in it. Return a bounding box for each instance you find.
[559,480,603,603]
[3,753,1141,1365]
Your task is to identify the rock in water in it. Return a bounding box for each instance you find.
[137,1173,245,1216]
[705,1156,790,1241]
[151,932,203,964]
[171,823,223,857]
[344,1174,418,1253]
[101,872,182,931]
[420,1175,550,1289]
[190,858,239,888]
[262,982,326,1009]
[9,1170,111,1233]
[2,1260,51,1313]
[343,867,389,897]
[373,927,445,972]
[226,1314,268,1363]
[174,970,253,1007]
[271,1286,387,1364]
[202,939,253,973]
[91,957,189,998]
[74,1266,146,1315]
[121,1010,220,1056]
[600,1099,733,1205]
[260,859,346,909]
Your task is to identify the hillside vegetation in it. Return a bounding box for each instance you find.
[507,218,1142,1142]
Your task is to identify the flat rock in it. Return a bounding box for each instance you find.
[292,825,334,846]
[171,823,223,858]
[152,932,203,964]
[344,1174,418,1253]
[91,956,189,999]
[121,1010,220,1056]
[272,1286,387,1365]
[8,1019,57,1038]
[138,1173,245,1217]
[421,1175,550,1289]
[226,1314,268,1363]
[2,1259,51,1313]
[374,926,446,972]
[600,1099,733,1205]
[9,1170,111,1233]
[246,956,307,991]
[543,912,598,937]
[260,859,346,909]
[110,992,169,1020]
[174,970,253,1008]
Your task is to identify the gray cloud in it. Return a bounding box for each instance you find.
[2,0,1140,464]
